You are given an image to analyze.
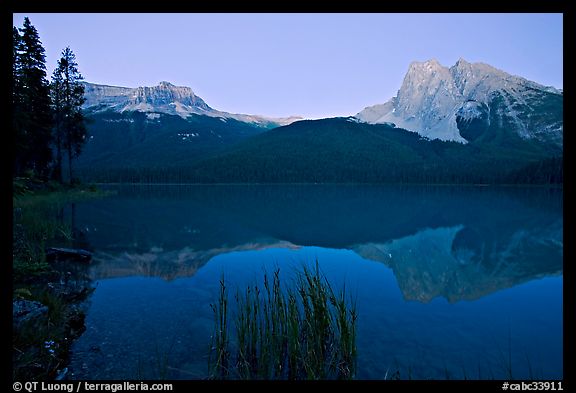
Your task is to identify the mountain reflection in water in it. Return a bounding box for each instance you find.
[66,185,562,380]
[72,185,562,303]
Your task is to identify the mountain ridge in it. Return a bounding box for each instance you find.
[77,58,562,184]
[82,81,302,127]
[356,58,563,145]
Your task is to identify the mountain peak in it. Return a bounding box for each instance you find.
[356,58,563,146]
[82,81,301,127]
[454,57,469,67]
[131,82,208,112]
[408,58,444,71]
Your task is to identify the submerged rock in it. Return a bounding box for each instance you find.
[65,306,86,337]
[46,247,93,263]
[13,299,48,329]
[55,367,69,380]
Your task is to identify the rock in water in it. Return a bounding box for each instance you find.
[13,299,48,329]
[46,247,93,263]
[55,367,68,380]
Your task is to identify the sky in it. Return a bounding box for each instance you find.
[13,13,563,119]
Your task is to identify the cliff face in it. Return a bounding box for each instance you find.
[356,58,563,146]
[128,81,211,110]
[82,81,301,127]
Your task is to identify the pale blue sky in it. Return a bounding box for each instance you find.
[13,13,563,119]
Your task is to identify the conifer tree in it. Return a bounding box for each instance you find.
[50,63,64,182]
[52,47,87,183]
[16,17,53,177]
[12,26,24,175]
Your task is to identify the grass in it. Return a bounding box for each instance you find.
[208,263,357,380]
[12,178,111,381]
[13,181,111,281]
[13,201,69,282]
[13,288,70,380]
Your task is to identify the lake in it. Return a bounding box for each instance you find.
[66,184,563,380]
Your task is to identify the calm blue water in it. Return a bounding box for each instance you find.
[67,185,563,380]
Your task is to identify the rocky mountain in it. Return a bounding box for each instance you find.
[356,58,563,146]
[77,62,562,183]
[83,81,301,127]
[77,81,301,171]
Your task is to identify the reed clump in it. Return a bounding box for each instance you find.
[209,263,357,380]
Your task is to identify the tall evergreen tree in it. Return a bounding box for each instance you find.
[12,27,24,175]
[16,17,53,177]
[52,47,87,183]
[50,64,64,183]
[12,27,20,84]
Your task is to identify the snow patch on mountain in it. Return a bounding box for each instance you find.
[146,113,161,120]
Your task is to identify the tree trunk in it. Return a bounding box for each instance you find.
[55,125,62,183]
[68,146,73,184]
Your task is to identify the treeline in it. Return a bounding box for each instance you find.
[77,155,563,185]
[503,156,563,184]
[78,167,199,184]
[13,17,87,183]
[77,115,563,185]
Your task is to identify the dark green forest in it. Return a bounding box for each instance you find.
[75,110,268,169]
[78,117,563,185]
